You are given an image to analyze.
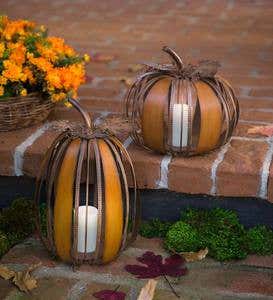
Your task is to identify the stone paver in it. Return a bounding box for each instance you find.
[0,0,273,201]
[1,236,273,299]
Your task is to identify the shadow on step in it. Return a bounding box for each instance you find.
[1,176,273,229]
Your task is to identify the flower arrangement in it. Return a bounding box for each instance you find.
[0,16,89,107]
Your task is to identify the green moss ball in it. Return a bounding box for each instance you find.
[164,221,201,252]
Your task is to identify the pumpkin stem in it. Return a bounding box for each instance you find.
[68,97,92,129]
[162,46,184,70]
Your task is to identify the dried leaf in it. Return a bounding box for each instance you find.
[0,265,15,280]
[128,64,143,73]
[12,263,41,292]
[13,271,37,292]
[137,279,157,300]
[196,60,220,77]
[247,125,273,137]
[179,248,209,262]
[120,77,133,86]
[92,53,115,63]
[125,251,187,279]
[0,263,41,293]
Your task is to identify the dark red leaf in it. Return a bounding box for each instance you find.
[93,289,126,300]
[125,251,187,279]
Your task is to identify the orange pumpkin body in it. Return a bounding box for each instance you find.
[36,124,139,266]
[125,47,239,155]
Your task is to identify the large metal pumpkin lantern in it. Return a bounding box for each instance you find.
[35,98,140,265]
[125,46,239,155]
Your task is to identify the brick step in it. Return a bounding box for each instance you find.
[0,0,273,203]
[1,111,273,202]
[1,237,273,300]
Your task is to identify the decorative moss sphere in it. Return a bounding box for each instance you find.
[165,221,201,252]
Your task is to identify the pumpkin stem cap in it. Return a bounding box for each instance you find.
[68,97,92,129]
[162,46,184,70]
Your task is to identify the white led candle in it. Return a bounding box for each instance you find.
[77,206,98,253]
[172,103,189,148]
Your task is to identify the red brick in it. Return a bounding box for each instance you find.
[1,237,56,268]
[229,273,273,296]
[240,109,273,123]
[0,126,45,176]
[234,121,269,138]
[217,139,268,197]
[127,144,162,189]
[79,86,122,99]
[169,151,218,195]
[236,254,273,269]
[250,88,273,98]
[238,98,273,110]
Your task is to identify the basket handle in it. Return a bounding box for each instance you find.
[68,97,92,129]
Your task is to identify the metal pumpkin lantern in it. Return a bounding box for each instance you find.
[125,47,239,155]
[35,98,140,265]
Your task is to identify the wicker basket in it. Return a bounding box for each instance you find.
[0,93,54,131]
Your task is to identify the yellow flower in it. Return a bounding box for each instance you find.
[36,42,57,62]
[83,54,90,62]
[23,67,35,84]
[0,76,7,85]
[46,69,62,89]
[20,88,27,96]
[0,16,88,103]
[0,43,5,58]
[0,86,4,96]
[2,19,35,40]
[3,60,24,82]
[47,36,75,56]
[64,101,72,108]
[8,42,26,65]
[29,56,53,73]
[52,92,66,102]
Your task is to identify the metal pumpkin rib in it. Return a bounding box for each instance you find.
[98,139,123,263]
[54,139,81,262]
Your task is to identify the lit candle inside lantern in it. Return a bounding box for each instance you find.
[172,103,189,148]
[77,206,98,253]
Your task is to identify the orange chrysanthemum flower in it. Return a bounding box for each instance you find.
[0,16,89,103]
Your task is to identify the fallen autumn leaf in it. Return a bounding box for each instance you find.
[137,279,157,300]
[179,248,209,262]
[92,53,115,63]
[0,263,41,293]
[247,125,273,137]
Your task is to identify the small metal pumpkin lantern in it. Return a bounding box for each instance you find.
[35,98,140,265]
[125,46,239,155]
